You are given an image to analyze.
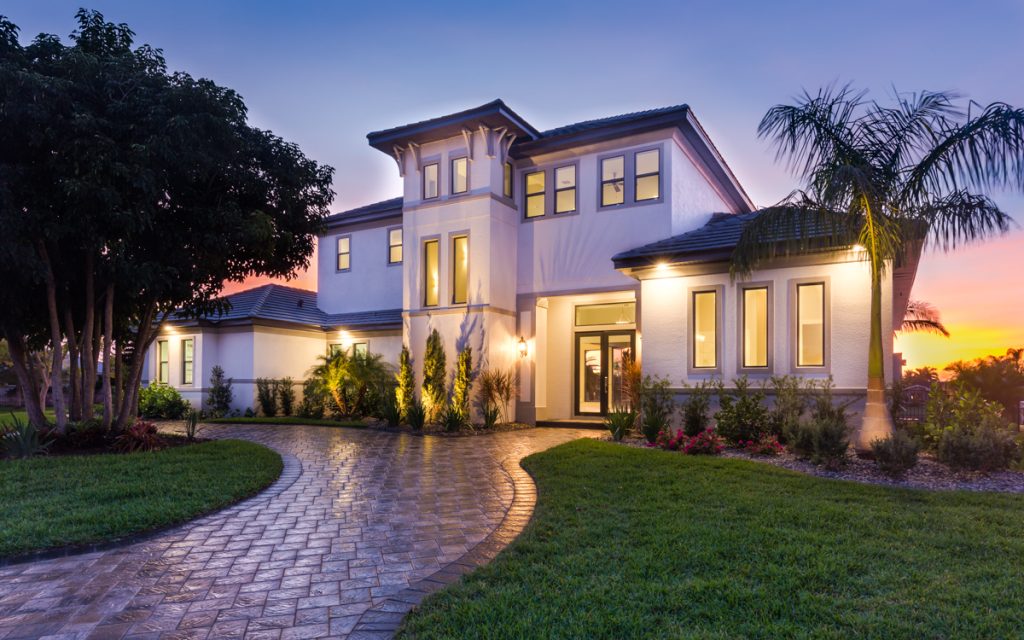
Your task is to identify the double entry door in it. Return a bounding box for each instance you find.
[575,330,635,416]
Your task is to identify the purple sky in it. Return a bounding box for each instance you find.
[7,0,1024,369]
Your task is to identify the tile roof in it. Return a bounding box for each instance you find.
[325,197,403,227]
[173,284,401,330]
[538,104,690,139]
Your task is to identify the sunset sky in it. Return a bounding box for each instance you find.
[8,0,1024,372]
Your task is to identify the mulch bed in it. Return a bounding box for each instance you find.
[608,435,1024,494]
[38,432,207,458]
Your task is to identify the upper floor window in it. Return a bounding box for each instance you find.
[423,162,439,199]
[525,170,545,218]
[635,149,660,201]
[181,338,194,385]
[796,282,825,367]
[741,286,769,369]
[452,234,469,304]
[336,236,351,271]
[423,239,439,307]
[503,162,513,198]
[554,165,577,214]
[451,156,468,194]
[692,290,718,369]
[601,156,625,206]
[388,228,403,264]
[157,340,169,384]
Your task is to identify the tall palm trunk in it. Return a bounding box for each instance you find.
[855,262,895,452]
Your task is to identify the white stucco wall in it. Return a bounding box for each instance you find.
[317,222,403,315]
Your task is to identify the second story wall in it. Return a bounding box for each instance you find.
[317,219,403,314]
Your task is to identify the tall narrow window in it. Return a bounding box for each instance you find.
[451,157,468,194]
[181,338,194,385]
[601,156,625,206]
[336,236,351,271]
[742,287,769,368]
[388,228,403,264]
[525,170,545,218]
[423,239,439,307]
[423,163,439,199]
[635,149,660,201]
[353,343,368,358]
[692,291,717,369]
[157,340,169,384]
[554,165,576,214]
[452,235,469,304]
[503,162,513,198]
[797,283,825,367]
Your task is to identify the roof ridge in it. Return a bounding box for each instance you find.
[540,104,689,138]
[249,284,276,317]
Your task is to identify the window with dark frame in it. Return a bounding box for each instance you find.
[423,239,439,307]
[796,282,825,367]
[423,162,439,199]
[353,343,368,358]
[634,149,660,201]
[388,228,403,264]
[157,340,169,384]
[181,338,194,385]
[503,162,513,198]
[451,235,469,304]
[525,170,545,218]
[451,157,468,194]
[601,155,625,206]
[742,287,769,368]
[692,290,717,369]
[336,236,351,271]
[554,165,577,214]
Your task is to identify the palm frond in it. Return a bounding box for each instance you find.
[865,89,960,175]
[908,189,1015,251]
[899,300,949,337]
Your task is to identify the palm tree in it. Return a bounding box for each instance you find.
[731,86,1022,451]
[900,300,949,337]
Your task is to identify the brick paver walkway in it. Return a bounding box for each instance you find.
[0,425,600,640]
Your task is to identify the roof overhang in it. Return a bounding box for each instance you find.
[367,100,540,154]
[616,248,862,281]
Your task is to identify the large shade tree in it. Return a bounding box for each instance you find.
[0,10,334,431]
[731,86,1023,450]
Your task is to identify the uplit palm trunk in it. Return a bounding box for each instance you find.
[855,263,895,452]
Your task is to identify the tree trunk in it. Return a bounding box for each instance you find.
[81,262,97,420]
[101,284,114,429]
[63,305,81,421]
[116,302,158,428]
[3,331,47,427]
[37,242,67,433]
[855,267,895,453]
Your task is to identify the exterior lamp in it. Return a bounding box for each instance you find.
[518,336,528,358]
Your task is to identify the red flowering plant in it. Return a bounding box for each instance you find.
[654,429,687,451]
[738,434,784,456]
[683,428,725,455]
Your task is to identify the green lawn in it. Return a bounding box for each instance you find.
[399,439,1024,639]
[0,439,281,558]
[205,416,366,428]
[1,408,54,427]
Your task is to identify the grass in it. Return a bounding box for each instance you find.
[1,408,54,427]
[0,439,282,559]
[205,416,366,428]
[399,439,1024,639]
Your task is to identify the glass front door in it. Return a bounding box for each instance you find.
[575,331,635,416]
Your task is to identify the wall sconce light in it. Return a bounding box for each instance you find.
[517,336,528,359]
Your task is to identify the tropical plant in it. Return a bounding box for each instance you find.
[2,415,51,458]
[298,377,325,419]
[278,377,295,416]
[714,376,770,444]
[481,404,500,430]
[422,329,447,421]
[900,300,950,336]
[451,346,473,421]
[206,366,233,418]
[406,399,426,431]
[395,345,415,420]
[440,403,470,433]
[309,350,391,418]
[768,375,808,442]
[922,380,1009,448]
[680,379,713,437]
[380,391,401,428]
[620,349,643,412]
[183,409,200,443]
[605,410,636,442]
[476,366,518,425]
[903,366,940,388]
[256,378,278,417]
[137,384,188,420]
[639,375,675,444]
[944,348,1024,421]
[731,86,1022,451]
[872,431,919,478]
[113,419,163,453]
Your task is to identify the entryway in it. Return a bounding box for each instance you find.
[574,330,635,416]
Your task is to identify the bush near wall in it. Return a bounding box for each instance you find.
[138,384,188,419]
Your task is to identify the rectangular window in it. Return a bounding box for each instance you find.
[503,162,513,198]
[157,340,169,384]
[423,162,439,199]
[525,170,545,218]
[181,338,194,385]
[451,156,468,194]
[692,291,717,369]
[423,239,439,307]
[554,165,577,214]
[601,156,625,206]
[328,343,343,356]
[797,283,825,367]
[388,227,403,264]
[452,235,469,304]
[635,149,660,201]
[336,236,351,271]
[742,287,769,368]
[575,302,636,327]
[353,342,368,358]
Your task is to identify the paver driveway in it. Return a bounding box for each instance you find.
[0,425,600,640]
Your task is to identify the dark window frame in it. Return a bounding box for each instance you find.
[181,338,194,386]
[634,148,661,202]
[450,156,469,195]
[336,235,351,272]
[387,226,403,265]
[687,285,724,375]
[423,237,440,307]
[157,339,169,384]
[599,154,626,208]
[553,164,577,214]
[422,162,440,200]
[450,233,469,305]
[503,161,513,199]
[737,283,773,373]
[524,169,546,219]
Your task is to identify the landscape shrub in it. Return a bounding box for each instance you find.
[872,430,919,477]
[654,429,686,451]
[683,429,725,455]
[768,375,807,442]
[406,399,426,431]
[396,346,415,421]
[422,329,447,422]
[64,419,107,450]
[298,378,325,419]
[278,377,295,416]
[256,378,278,417]
[714,376,769,444]
[452,346,473,421]
[620,350,643,412]
[639,375,675,444]
[605,410,636,442]
[937,426,1020,472]
[380,391,401,428]
[205,365,233,418]
[138,383,188,419]
[440,403,470,432]
[183,410,200,442]
[309,349,391,418]
[477,367,517,425]
[738,434,784,456]
[806,380,851,468]
[114,420,163,453]
[923,381,1009,447]
[2,415,51,458]
[680,379,713,437]
[481,404,500,430]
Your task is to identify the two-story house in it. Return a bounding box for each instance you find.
[147,99,914,438]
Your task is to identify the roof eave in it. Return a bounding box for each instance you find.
[366,100,540,154]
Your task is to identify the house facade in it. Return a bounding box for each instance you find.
[146,100,914,426]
